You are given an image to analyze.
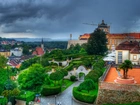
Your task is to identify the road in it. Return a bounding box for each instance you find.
[41,81,85,105]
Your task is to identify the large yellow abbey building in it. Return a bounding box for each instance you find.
[0,50,10,58]
[68,20,140,50]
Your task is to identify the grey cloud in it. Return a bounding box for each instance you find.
[0,0,140,38]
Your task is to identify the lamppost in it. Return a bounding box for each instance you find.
[39,93,41,105]
[55,95,56,105]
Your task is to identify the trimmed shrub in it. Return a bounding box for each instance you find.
[73,87,96,103]
[85,71,99,82]
[16,91,35,104]
[70,75,76,81]
[77,79,95,93]
[41,85,61,96]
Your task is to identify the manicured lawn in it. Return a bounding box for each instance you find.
[61,79,74,92]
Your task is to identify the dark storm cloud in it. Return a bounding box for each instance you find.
[0,0,140,38]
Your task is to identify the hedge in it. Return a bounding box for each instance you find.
[70,75,77,81]
[16,91,35,104]
[41,85,61,96]
[64,63,73,71]
[73,87,96,103]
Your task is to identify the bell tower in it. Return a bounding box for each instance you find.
[41,38,44,51]
[98,20,110,34]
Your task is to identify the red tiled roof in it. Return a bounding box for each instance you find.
[116,41,140,54]
[79,33,90,40]
[32,47,44,56]
[108,33,140,39]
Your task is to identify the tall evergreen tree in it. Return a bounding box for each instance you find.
[86,29,108,55]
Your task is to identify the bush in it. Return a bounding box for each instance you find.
[0,97,7,105]
[16,91,35,104]
[85,71,99,82]
[41,85,61,96]
[77,79,95,92]
[70,75,76,81]
[73,87,96,103]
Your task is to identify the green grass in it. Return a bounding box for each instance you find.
[80,89,98,95]
[61,79,74,92]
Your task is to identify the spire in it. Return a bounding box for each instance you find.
[102,20,104,24]
[41,38,43,44]
[41,38,44,51]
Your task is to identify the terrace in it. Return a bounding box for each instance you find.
[96,65,140,105]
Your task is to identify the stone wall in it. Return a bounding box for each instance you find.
[67,40,87,49]
[96,82,140,105]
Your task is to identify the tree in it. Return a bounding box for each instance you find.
[18,64,46,92]
[41,58,50,67]
[119,60,133,79]
[0,55,7,68]
[86,29,108,55]
[50,71,64,85]
[77,79,95,93]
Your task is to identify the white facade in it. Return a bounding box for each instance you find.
[10,47,23,56]
[116,50,129,64]
[116,50,140,65]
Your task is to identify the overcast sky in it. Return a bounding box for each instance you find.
[0,0,140,40]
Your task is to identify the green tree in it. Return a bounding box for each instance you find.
[41,58,50,67]
[86,29,107,55]
[50,71,64,85]
[0,68,8,94]
[77,79,95,93]
[119,60,133,79]
[0,55,7,68]
[18,64,46,92]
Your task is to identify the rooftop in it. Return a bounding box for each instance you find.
[104,67,140,84]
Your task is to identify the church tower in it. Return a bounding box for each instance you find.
[97,20,110,34]
[41,38,44,51]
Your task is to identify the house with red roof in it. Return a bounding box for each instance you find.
[115,40,140,64]
[32,38,45,56]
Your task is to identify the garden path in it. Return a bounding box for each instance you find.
[40,81,85,105]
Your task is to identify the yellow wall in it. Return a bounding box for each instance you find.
[0,52,10,58]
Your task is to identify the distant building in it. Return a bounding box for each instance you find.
[32,38,45,56]
[10,47,23,56]
[67,20,110,49]
[68,20,140,51]
[115,40,140,65]
[0,49,10,58]
[7,55,35,68]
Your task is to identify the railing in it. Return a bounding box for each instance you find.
[99,65,111,81]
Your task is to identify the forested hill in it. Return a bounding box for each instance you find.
[26,41,68,49]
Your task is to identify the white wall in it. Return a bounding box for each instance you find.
[116,50,129,64]
[10,48,23,56]
[130,54,140,64]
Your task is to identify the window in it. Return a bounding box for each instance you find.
[133,55,137,60]
[118,52,122,64]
